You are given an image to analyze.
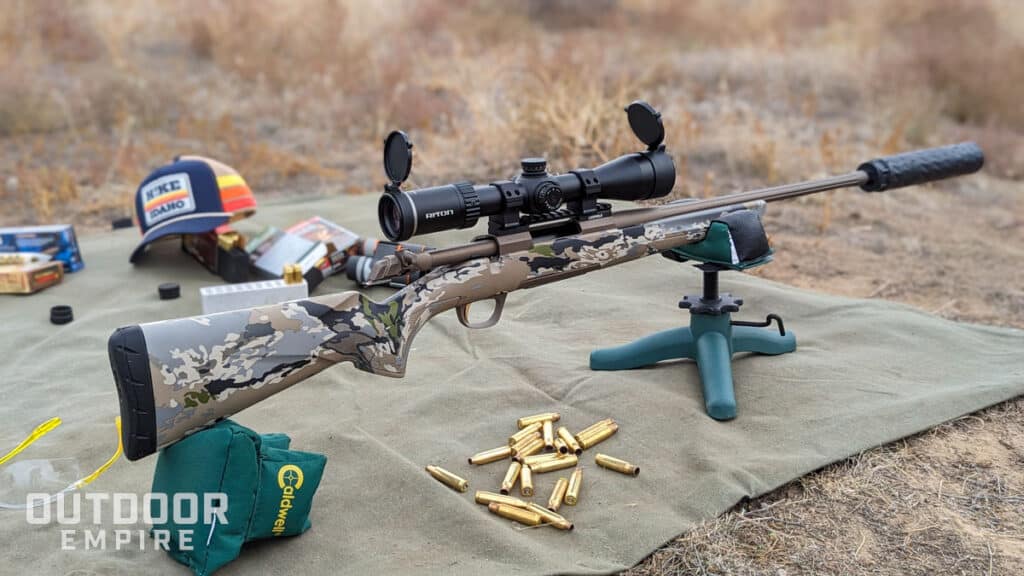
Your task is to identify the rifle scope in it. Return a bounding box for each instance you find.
[378,101,676,241]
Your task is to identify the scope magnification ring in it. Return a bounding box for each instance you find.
[456,181,481,228]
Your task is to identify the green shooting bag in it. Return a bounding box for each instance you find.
[150,420,327,576]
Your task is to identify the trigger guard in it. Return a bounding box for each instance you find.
[457,294,507,329]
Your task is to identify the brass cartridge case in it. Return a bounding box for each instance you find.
[557,426,583,455]
[554,438,568,454]
[547,477,569,511]
[565,467,583,505]
[468,445,512,465]
[520,464,535,497]
[526,503,574,531]
[520,452,563,467]
[500,461,522,495]
[542,420,555,451]
[575,418,615,440]
[425,465,469,492]
[511,435,545,459]
[529,454,578,474]
[595,453,640,476]
[475,491,528,508]
[509,422,543,446]
[516,412,561,429]
[576,422,619,450]
[488,503,542,526]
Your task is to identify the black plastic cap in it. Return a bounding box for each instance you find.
[158,282,180,300]
[626,101,665,150]
[383,130,413,185]
[108,325,158,460]
[50,305,73,325]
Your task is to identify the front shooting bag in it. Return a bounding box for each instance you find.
[150,420,327,576]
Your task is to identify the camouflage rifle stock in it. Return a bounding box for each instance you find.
[110,141,984,460]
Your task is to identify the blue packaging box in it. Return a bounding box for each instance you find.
[0,225,84,272]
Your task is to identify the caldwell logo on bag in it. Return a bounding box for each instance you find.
[272,464,304,536]
[130,156,256,263]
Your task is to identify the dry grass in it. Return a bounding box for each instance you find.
[1,1,1022,573]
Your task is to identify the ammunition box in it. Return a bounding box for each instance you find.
[475,491,528,508]
[510,435,544,460]
[557,426,583,455]
[529,455,578,474]
[0,261,64,294]
[488,503,542,526]
[548,477,569,511]
[566,467,583,505]
[516,412,561,429]
[181,226,251,283]
[520,464,534,497]
[500,461,522,495]
[425,465,468,492]
[508,421,543,446]
[542,420,555,451]
[468,445,512,465]
[526,503,573,531]
[595,453,640,476]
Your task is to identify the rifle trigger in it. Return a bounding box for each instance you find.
[456,293,507,329]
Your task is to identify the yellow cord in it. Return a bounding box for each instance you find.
[0,417,62,466]
[74,418,123,489]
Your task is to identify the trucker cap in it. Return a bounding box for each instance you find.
[130,156,256,263]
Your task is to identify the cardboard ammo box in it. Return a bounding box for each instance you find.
[0,261,65,294]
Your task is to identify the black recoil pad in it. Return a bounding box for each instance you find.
[108,325,158,460]
[858,142,984,192]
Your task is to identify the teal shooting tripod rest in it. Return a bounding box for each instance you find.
[590,210,796,420]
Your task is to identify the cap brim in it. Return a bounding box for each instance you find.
[130,213,231,263]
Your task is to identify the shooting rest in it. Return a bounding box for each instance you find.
[590,209,796,420]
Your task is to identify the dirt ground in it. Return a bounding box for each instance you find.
[1,1,1022,574]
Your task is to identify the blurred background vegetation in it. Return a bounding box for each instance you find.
[1,0,1021,227]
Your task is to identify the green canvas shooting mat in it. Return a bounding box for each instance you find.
[1,194,1021,575]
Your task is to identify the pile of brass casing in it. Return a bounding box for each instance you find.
[595,453,640,476]
[460,412,639,532]
[425,465,468,492]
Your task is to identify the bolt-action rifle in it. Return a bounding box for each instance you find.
[109,102,984,460]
